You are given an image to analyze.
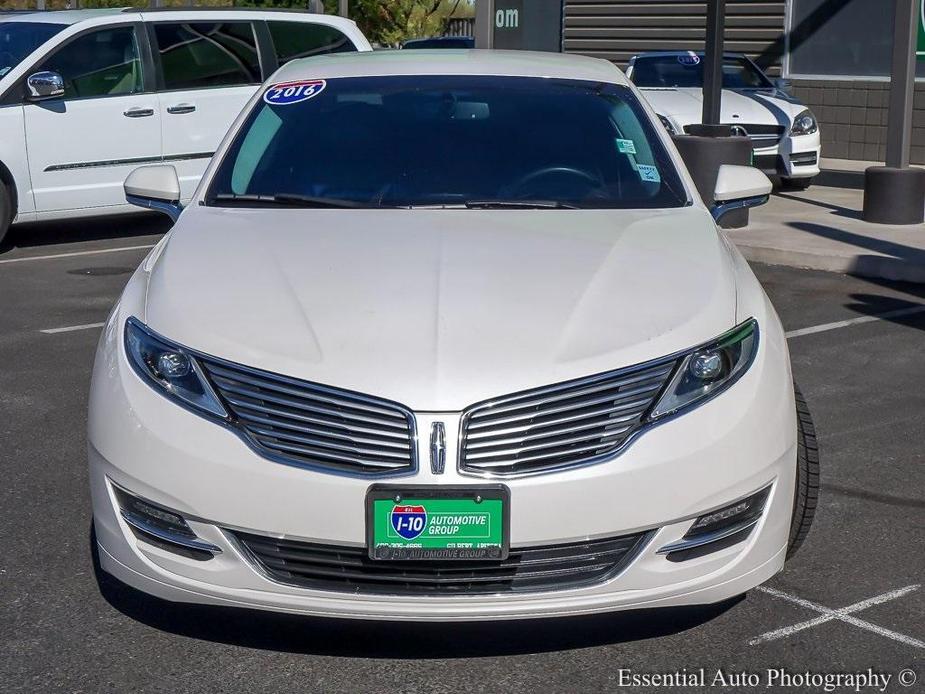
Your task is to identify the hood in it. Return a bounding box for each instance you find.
[144,206,737,411]
[640,87,801,129]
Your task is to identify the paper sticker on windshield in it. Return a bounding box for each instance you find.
[637,164,661,183]
[264,79,326,106]
[677,53,700,66]
[616,139,637,155]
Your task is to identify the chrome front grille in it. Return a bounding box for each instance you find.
[199,358,416,476]
[689,123,785,148]
[738,124,785,148]
[459,360,677,476]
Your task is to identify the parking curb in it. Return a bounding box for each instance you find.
[730,238,925,284]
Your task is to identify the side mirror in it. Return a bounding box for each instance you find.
[125,165,182,223]
[711,165,772,223]
[26,71,64,101]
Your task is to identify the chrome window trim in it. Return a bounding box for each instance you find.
[457,319,759,480]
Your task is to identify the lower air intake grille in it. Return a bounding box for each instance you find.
[231,530,652,595]
[459,360,677,476]
[198,357,416,476]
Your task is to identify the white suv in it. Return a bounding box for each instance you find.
[0,8,370,244]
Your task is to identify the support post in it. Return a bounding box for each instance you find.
[475,0,495,49]
[676,0,752,227]
[338,0,349,18]
[863,0,925,224]
[702,0,726,126]
[885,0,917,168]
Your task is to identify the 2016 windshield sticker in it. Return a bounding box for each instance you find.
[264,79,326,106]
[616,138,637,155]
[637,164,661,182]
[678,52,701,66]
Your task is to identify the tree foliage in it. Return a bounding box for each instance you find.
[335,0,471,47]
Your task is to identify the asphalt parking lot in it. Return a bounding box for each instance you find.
[1,216,923,693]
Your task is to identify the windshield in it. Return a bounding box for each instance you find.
[206,75,687,210]
[630,55,773,90]
[0,21,66,78]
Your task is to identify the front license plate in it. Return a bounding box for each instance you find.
[366,485,510,561]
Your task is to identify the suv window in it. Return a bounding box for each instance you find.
[37,26,142,99]
[154,22,261,91]
[0,21,67,78]
[267,21,356,65]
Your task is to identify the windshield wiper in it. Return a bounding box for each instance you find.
[463,199,581,210]
[209,193,391,209]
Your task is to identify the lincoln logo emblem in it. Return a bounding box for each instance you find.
[430,422,446,474]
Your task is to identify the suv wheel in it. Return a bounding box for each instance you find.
[787,384,820,559]
[0,183,11,248]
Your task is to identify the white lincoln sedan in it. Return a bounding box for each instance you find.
[88,50,819,621]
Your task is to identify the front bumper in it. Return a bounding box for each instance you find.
[753,130,822,179]
[89,312,796,621]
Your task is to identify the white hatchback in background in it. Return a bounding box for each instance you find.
[626,52,821,189]
[0,8,370,244]
[88,50,820,621]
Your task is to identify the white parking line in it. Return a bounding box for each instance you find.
[750,584,923,649]
[785,305,925,339]
[39,322,106,334]
[0,244,155,265]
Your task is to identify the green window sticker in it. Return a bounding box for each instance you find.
[636,164,661,183]
[616,138,637,155]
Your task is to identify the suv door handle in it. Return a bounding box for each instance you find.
[167,103,196,115]
[123,107,154,118]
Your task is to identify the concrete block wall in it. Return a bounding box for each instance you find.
[791,79,925,165]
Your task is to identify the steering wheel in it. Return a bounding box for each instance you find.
[505,166,600,198]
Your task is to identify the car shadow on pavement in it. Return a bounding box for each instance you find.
[90,528,741,657]
[1,213,171,252]
[785,221,925,286]
[843,293,925,333]
[774,192,862,220]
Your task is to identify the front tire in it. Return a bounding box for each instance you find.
[0,183,11,248]
[782,176,814,191]
[787,384,820,559]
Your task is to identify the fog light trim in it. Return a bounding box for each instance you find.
[656,514,761,556]
[656,485,771,557]
[113,484,222,558]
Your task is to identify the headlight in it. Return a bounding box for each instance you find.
[657,114,678,135]
[790,110,818,136]
[124,317,227,418]
[649,319,758,419]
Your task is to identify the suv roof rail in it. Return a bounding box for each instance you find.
[121,6,322,13]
